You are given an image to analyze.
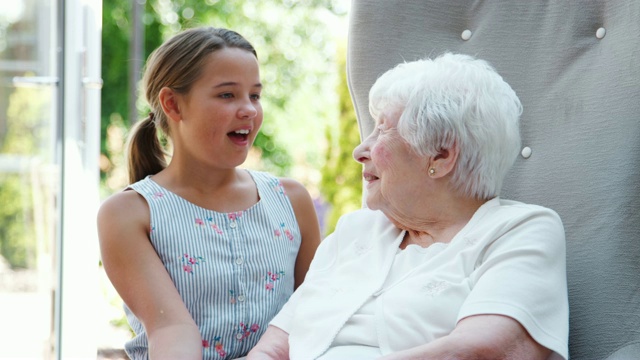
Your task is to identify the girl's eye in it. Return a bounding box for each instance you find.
[250,93,261,101]
[219,93,233,99]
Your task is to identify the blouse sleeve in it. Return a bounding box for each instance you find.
[457,207,569,360]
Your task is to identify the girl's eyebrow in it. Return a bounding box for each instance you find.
[214,82,263,88]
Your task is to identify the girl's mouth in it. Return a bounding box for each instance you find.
[228,129,250,143]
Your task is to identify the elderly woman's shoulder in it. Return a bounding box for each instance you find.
[483,198,565,236]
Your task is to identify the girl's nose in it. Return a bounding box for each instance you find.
[238,101,258,119]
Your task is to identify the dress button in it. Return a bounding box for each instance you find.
[521,146,532,159]
[596,27,606,39]
[229,221,237,229]
[235,333,243,340]
[461,29,472,41]
[237,295,246,302]
[235,257,244,265]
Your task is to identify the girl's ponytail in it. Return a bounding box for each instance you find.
[126,113,167,184]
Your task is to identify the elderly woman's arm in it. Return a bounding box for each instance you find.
[247,326,290,360]
[379,314,550,360]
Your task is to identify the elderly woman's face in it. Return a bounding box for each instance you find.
[353,107,428,213]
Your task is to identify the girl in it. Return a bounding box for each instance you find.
[97,27,320,360]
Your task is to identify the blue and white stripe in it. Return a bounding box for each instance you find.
[123,170,301,359]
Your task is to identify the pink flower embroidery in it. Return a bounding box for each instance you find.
[285,229,293,241]
[272,179,286,195]
[202,340,209,348]
[181,253,204,274]
[152,192,164,199]
[211,224,223,234]
[213,336,226,356]
[195,218,205,227]
[265,271,285,291]
[236,323,260,341]
[228,211,243,221]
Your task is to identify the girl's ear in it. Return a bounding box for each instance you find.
[159,87,182,122]
[427,143,459,178]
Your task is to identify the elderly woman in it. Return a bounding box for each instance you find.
[248,53,568,360]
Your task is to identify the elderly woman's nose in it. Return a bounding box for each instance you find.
[353,141,370,163]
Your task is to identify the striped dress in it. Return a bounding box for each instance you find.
[123,170,301,359]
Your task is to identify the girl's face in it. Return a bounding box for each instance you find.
[174,47,263,169]
[352,107,428,217]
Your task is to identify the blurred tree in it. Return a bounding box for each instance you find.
[319,44,362,236]
[0,86,51,269]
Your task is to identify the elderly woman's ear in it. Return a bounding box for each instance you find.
[428,145,459,178]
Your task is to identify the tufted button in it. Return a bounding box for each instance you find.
[237,294,246,302]
[521,147,532,159]
[235,257,244,265]
[596,27,606,39]
[235,333,243,340]
[461,29,472,41]
[229,221,237,229]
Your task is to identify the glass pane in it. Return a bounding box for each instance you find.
[0,0,58,358]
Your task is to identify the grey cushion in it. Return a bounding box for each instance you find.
[347,1,640,359]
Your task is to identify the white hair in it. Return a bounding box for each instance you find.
[369,53,523,200]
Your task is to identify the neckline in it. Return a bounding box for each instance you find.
[396,197,499,252]
[145,169,263,215]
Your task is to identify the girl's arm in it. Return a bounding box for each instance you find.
[280,178,321,288]
[97,190,202,359]
[379,314,551,360]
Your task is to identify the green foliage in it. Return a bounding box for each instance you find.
[319,45,363,236]
[0,174,35,269]
[0,87,50,269]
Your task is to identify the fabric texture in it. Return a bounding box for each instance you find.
[271,198,568,359]
[347,1,640,358]
[124,170,300,359]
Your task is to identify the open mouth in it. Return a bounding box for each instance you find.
[363,173,379,181]
[228,129,250,142]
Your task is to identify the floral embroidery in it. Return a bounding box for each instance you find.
[211,224,223,234]
[237,323,260,341]
[465,237,479,246]
[152,192,164,199]
[272,179,286,195]
[228,211,243,221]
[195,218,205,227]
[265,271,285,291]
[181,253,204,274]
[213,336,226,357]
[229,290,236,304]
[423,281,450,296]
[274,223,294,241]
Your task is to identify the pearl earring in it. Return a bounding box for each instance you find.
[429,168,436,176]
